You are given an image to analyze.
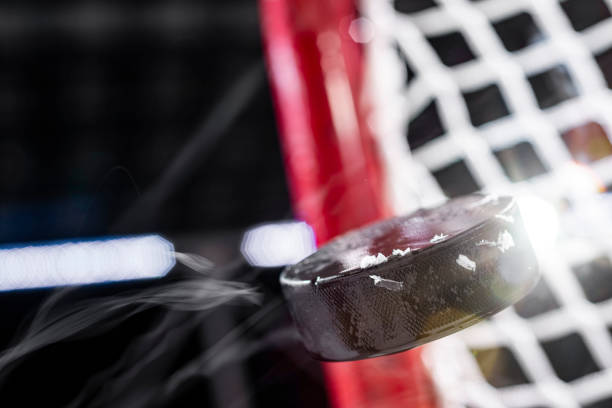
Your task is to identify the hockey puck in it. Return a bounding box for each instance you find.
[280,194,539,361]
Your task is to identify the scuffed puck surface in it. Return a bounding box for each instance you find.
[280,194,539,361]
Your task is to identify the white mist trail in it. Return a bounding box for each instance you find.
[0,252,261,384]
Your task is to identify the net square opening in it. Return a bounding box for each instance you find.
[492,12,545,52]
[462,83,510,127]
[393,0,437,14]
[513,277,560,318]
[584,396,612,408]
[406,100,445,150]
[595,47,612,89]
[471,346,530,387]
[560,0,612,31]
[426,31,476,67]
[541,333,600,382]
[527,64,578,109]
[561,121,612,164]
[432,159,480,198]
[394,42,416,86]
[572,255,612,303]
[494,141,548,182]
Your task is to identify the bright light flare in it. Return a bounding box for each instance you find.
[560,162,605,196]
[517,196,560,255]
[0,235,175,291]
[241,222,316,267]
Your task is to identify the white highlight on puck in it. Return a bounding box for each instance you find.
[495,214,515,223]
[468,194,499,208]
[314,275,339,286]
[279,274,311,287]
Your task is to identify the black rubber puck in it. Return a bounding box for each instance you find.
[280,194,539,361]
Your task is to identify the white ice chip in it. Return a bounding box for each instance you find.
[497,230,515,253]
[360,253,388,269]
[0,235,176,291]
[430,233,449,243]
[369,274,404,291]
[456,254,476,271]
[476,230,515,253]
[392,247,411,256]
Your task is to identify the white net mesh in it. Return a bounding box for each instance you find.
[364,0,612,406]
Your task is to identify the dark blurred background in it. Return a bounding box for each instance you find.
[0,1,329,407]
[0,0,291,241]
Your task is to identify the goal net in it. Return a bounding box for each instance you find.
[364,0,612,407]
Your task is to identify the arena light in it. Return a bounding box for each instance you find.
[241,221,316,267]
[561,162,605,196]
[0,235,175,291]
